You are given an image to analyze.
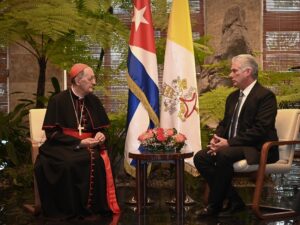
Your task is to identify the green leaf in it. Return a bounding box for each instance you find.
[6,142,19,166]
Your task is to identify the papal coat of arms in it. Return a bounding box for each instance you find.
[161,77,199,121]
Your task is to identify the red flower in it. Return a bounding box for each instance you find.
[156,127,164,136]
[138,130,154,141]
[157,133,166,142]
[166,128,175,137]
[174,133,187,143]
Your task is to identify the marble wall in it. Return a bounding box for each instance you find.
[204,0,262,64]
[8,43,63,110]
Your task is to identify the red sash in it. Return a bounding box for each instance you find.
[100,150,121,213]
[62,128,121,214]
[63,128,92,139]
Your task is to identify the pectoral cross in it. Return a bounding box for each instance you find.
[78,124,84,136]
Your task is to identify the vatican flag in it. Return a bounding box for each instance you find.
[160,0,201,176]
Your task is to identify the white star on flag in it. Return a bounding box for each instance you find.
[132,6,149,31]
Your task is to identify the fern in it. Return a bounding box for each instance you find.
[199,86,236,128]
[0,0,129,108]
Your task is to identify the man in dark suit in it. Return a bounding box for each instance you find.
[193,54,279,217]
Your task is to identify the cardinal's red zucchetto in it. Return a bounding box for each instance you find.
[69,63,89,79]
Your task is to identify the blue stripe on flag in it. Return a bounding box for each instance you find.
[127,49,160,120]
[126,90,139,127]
[126,48,159,168]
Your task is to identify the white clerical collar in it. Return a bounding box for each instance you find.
[71,85,84,99]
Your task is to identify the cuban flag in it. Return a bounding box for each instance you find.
[124,0,159,177]
[160,0,201,176]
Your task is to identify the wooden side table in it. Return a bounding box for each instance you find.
[128,151,194,215]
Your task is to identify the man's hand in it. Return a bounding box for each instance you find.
[207,134,229,155]
[79,132,106,149]
[94,132,106,144]
[80,138,100,148]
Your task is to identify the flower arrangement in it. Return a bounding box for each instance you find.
[138,128,187,153]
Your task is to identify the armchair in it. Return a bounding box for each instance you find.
[204,109,300,219]
[233,109,300,219]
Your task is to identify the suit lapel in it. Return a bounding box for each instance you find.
[239,82,260,118]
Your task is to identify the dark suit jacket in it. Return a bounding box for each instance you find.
[216,82,279,164]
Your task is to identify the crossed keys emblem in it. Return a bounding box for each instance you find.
[161,77,199,121]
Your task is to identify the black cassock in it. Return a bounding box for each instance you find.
[34,89,120,219]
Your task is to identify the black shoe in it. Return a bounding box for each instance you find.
[195,206,219,217]
[218,201,245,217]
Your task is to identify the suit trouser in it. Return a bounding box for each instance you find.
[193,147,255,210]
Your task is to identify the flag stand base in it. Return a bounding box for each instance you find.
[165,194,196,205]
[125,195,154,205]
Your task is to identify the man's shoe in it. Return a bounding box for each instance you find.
[195,206,219,217]
[218,202,245,217]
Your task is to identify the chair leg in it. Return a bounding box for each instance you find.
[251,172,297,219]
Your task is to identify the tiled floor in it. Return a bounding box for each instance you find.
[1,160,300,225]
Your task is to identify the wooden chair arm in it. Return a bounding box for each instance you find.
[27,138,41,163]
[260,140,300,167]
[27,137,40,146]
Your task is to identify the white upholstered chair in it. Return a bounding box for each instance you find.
[204,109,300,219]
[233,109,300,219]
[23,108,46,215]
